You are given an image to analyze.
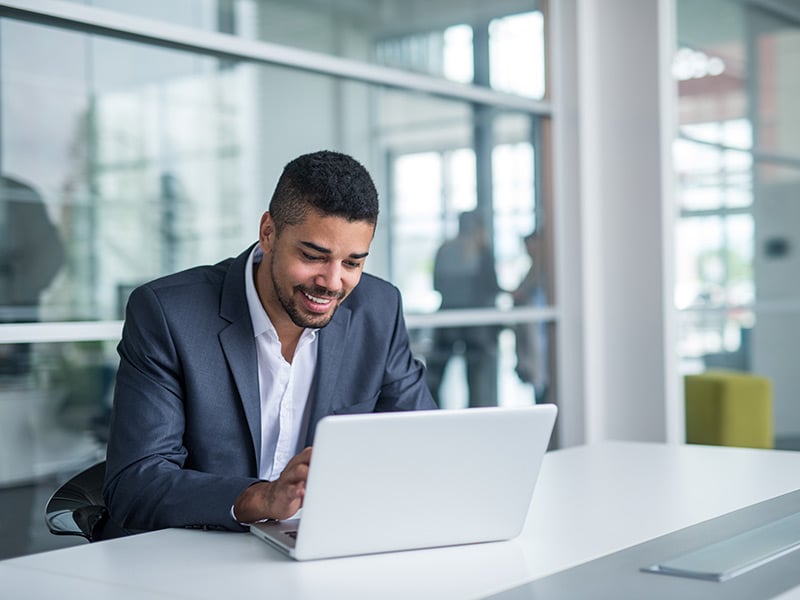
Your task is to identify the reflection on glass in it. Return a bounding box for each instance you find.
[0,177,65,375]
[675,1,800,451]
[1,20,257,322]
[675,0,753,379]
[0,340,111,481]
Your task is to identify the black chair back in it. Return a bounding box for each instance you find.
[45,461,108,542]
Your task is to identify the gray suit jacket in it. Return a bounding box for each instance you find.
[104,245,435,533]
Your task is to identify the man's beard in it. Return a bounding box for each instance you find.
[271,265,344,329]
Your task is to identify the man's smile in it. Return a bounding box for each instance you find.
[297,286,344,314]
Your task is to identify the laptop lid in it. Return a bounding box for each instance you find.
[251,404,557,561]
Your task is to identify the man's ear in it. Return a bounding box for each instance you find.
[259,212,275,253]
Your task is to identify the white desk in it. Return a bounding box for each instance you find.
[4,441,800,599]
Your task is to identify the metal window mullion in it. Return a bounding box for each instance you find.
[0,321,124,344]
[405,306,559,329]
[678,134,800,169]
[0,0,552,115]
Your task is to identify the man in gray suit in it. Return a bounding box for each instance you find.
[104,151,436,535]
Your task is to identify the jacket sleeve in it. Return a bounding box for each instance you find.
[103,284,259,533]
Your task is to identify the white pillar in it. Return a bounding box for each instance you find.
[552,0,680,445]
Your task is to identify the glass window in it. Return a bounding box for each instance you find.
[0,338,112,470]
[1,21,259,323]
[374,7,545,92]
[1,0,556,563]
[2,13,553,486]
[676,0,800,449]
[443,25,474,84]
[489,12,546,99]
[377,24,474,84]
[391,151,448,314]
[493,140,536,292]
[384,105,549,409]
[1,8,559,562]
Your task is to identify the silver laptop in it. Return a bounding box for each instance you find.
[250,404,557,561]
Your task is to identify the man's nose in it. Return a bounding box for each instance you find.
[314,262,343,293]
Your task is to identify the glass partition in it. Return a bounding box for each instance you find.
[1,9,554,496]
[675,0,800,449]
[1,20,259,323]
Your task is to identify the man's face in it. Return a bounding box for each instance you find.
[257,209,374,332]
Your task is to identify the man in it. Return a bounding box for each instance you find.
[104,151,436,535]
[425,210,503,408]
[512,230,549,404]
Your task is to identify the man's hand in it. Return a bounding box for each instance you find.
[234,446,312,523]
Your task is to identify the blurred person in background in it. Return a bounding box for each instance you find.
[426,210,503,407]
[512,230,549,403]
[0,176,64,377]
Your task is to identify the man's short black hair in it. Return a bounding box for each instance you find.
[269,150,379,232]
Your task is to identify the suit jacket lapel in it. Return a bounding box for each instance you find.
[218,245,261,472]
[305,303,352,445]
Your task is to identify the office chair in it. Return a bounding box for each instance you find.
[45,460,108,542]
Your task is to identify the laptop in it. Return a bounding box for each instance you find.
[250,404,557,561]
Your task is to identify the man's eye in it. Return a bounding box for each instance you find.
[302,252,322,261]
[344,261,362,269]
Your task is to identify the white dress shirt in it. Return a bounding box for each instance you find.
[245,245,318,482]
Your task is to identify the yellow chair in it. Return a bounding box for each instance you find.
[684,370,774,449]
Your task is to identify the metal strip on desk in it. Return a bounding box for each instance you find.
[488,489,800,600]
[642,511,800,582]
